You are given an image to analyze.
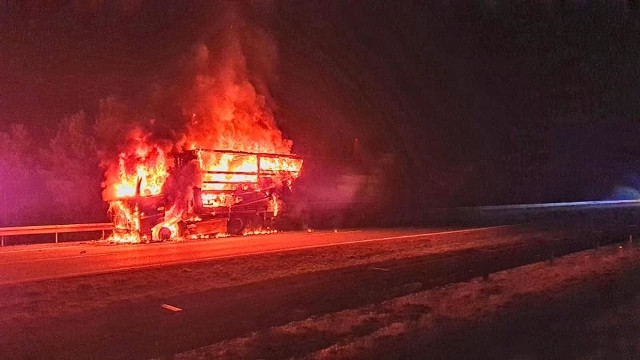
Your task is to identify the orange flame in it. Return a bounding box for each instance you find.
[101,40,302,243]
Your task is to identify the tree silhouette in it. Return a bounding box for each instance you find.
[39,111,106,223]
[0,123,52,225]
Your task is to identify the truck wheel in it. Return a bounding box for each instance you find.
[158,227,172,241]
[227,217,245,235]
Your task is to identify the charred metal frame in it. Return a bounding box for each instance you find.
[197,149,301,189]
[141,149,302,238]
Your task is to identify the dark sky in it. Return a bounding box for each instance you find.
[2,1,640,206]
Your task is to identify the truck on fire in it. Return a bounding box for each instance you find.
[108,149,303,242]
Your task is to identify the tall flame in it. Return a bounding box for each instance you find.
[101,38,302,243]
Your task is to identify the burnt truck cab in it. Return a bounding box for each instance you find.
[134,149,302,241]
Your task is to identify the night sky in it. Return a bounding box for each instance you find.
[2,1,640,209]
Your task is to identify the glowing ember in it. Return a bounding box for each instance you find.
[108,200,141,243]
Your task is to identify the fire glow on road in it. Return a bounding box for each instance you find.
[0,225,518,286]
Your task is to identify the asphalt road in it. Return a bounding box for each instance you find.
[0,226,509,286]
[0,222,633,358]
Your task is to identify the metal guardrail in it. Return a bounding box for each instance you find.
[0,223,114,246]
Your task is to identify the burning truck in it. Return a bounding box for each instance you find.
[100,84,305,243]
[104,144,302,243]
[100,36,305,243]
[99,74,304,243]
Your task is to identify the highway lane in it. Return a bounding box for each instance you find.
[3,217,638,359]
[1,221,618,359]
[0,226,517,285]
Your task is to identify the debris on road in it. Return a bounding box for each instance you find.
[161,304,183,312]
[370,267,389,272]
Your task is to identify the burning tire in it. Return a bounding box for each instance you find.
[227,217,245,235]
[158,226,173,241]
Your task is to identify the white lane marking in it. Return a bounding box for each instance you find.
[0,224,519,286]
[161,304,183,312]
[371,267,390,272]
[277,225,517,250]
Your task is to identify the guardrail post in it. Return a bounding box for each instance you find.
[55,232,58,243]
[1,236,3,247]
